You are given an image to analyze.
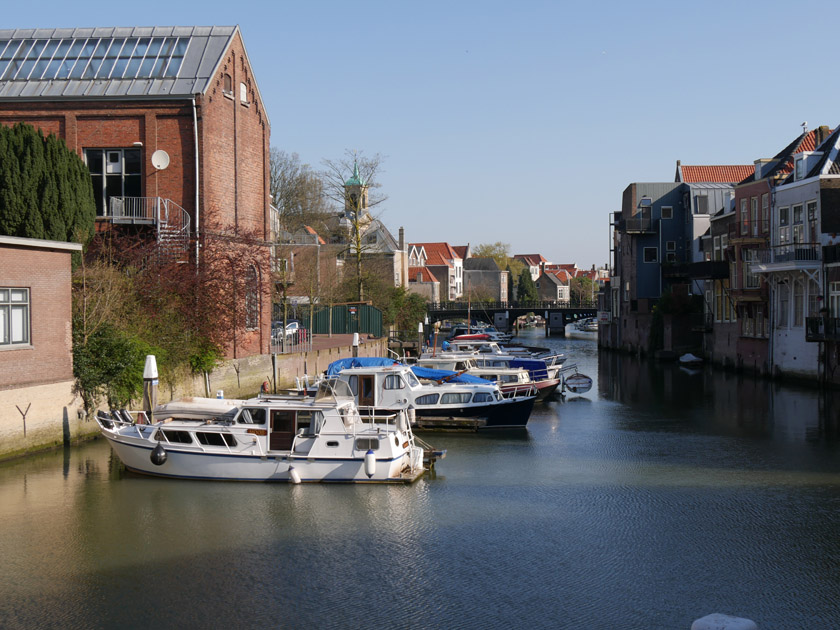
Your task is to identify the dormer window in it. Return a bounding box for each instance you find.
[795,157,805,180]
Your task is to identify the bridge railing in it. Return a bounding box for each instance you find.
[427,300,597,311]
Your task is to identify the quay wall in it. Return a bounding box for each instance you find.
[0,337,386,462]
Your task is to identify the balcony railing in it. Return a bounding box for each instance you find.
[728,220,769,240]
[749,243,821,269]
[624,216,656,233]
[805,317,840,342]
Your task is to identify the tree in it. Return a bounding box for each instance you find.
[269,148,331,235]
[0,123,95,247]
[321,151,388,302]
[569,276,596,307]
[517,269,539,304]
[472,242,510,269]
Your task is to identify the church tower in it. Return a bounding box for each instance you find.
[344,159,369,218]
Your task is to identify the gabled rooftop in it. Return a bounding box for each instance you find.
[676,163,755,184]
[0,26,244,100]
[410,242,460,267]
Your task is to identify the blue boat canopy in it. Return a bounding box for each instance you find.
[325,357,401,377]
[409,366,489,385]
[509,358,549,381]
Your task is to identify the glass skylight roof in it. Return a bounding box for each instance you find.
[0,36,189,82]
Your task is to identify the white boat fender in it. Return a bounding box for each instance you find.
[288,466,301,484]
[364,450,376,478]
[150,443,167,466]
[397,409,409,432]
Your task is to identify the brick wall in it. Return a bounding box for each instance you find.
[0,243,75,389]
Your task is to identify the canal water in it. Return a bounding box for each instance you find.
[2,328,840,629]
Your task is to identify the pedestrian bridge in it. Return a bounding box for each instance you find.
[426,301,598,334]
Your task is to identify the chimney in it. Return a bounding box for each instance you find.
[398,227,405,251]
[816,125,830,147]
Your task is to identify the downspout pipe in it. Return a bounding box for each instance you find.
[192,95,201,266]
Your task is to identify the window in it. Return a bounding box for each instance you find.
[830,282,840,317]
[761,194,769,233]
[237,408,267,425]
[713,236,721,261]
[778,283,789,328]
[196,432,237,447]
[0,288,29,346]
[223,73,232,95]
[153,430,193,444]
[778,207,790,248]
[84,148,142,217]
[661,206,673,220]
[240,82,248,104]
[384,374,405,390]
[666,252,677,263]
[245,266,259,330]
[795,158,805,180]
[792,205,804,244]
[472,393,494,403]
[740,199,748,235]
[807,201,818,243]
[643,247,658,263]
[744,250,760,289]
[793,281,804,327]
[695,195,708,214]
[750,197,758,235]
[355,438,379,451]
[440,392,472,404]
[666,241,676,251]
[415,393,439,405]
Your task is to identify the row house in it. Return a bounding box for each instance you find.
[464,257,508,303]
[602,165,749,354]
[751,125,840,381]
[409,242,463,301]
[536,268,571,305]
[514,254,548,282]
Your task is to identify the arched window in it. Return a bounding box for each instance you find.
[223,73,232,94]
[245,265,259,330]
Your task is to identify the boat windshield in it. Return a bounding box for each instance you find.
[315,379,354,401]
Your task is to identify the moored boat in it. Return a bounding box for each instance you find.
[326,359,536,430]
[95,381,430,483]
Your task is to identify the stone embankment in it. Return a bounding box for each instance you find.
[0,335,385,461]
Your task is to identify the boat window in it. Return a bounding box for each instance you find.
[326,441,339,447]
[196,432,237,447]
[355,438,380,451]
[455,362,468,370]
[404,371,420,387]
[153,429,193,444]
[296,411,323,436]
[384,374,405,390]
[440,393,472,404]
[415,393,440,405]
[238,408,266,425]
[347,375,359,395]
[472,393,494,403]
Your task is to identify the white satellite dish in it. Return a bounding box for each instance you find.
[151,150,170,170]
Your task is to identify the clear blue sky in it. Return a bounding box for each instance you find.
[7,0,839,268]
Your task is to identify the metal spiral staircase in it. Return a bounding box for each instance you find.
[108,196,191,263]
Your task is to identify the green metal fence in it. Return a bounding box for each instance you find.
[301,304,383,337]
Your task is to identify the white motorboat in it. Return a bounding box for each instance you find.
[326,359,536,430]
[95,381,428,483]
[414,356,558,401]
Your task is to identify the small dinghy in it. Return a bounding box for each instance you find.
[564,373,593,394]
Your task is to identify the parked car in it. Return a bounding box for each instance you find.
[271,320,302,345]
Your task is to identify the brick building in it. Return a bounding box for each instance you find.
[0,26,272,357]
[0,236,84,458]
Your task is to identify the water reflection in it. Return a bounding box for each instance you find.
[2,332,840,628]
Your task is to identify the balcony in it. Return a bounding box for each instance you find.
[749,243,821,273]
[624,215,657,234]
[805,317,840,342]
[686,260,729,279]
[728,220,769,242]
